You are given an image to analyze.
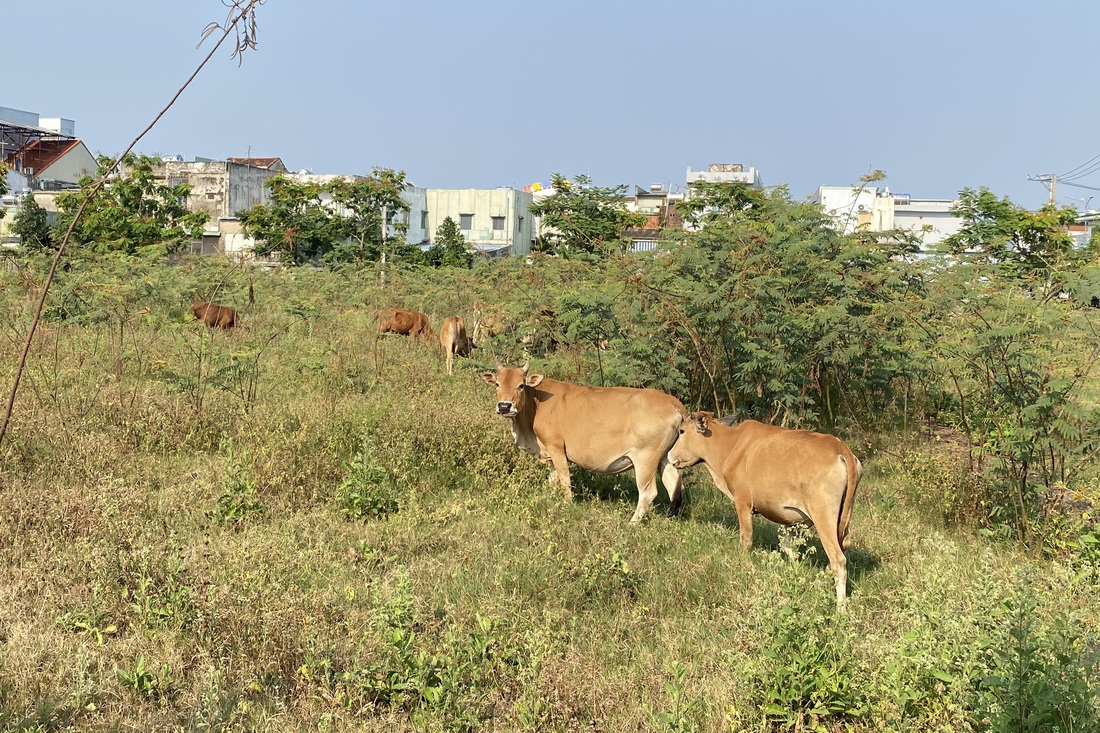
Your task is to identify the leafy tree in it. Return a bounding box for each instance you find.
[617,186,923,428]
[328,167,410,263]
[679,179,769,228]
[53,153,209,255]
[530,173,644,257]
[237,175,344,265]
[11,194,51,249]
[239,168,410,266]
[943,187,1082,295]
[0,162,7,215]
[426,216,473,268]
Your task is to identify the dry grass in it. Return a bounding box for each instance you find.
[0,258,1098,731]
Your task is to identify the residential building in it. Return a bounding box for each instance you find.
[623,184,685,252]
[425,187,534,257]
[0,105,95,242]
[153,157,284,256]
[814,185,963,249]
[686,162,762,188]
[1,105,96,193]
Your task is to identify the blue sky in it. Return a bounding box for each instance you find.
[6,1,1099,210]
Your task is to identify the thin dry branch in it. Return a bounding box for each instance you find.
[0,0,267,449]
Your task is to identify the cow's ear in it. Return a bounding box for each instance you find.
[480,372,498,386]
[693,413,708,433]
[526,374,544,387]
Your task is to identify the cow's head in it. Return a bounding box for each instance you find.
[480,361,543,418]
[668,411,717,468]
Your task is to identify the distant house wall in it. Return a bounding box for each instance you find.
[815,185,963,248]
[401,185,429,244]
[892,199,964,245]
[425,188,533,256]
[35,141,96,186]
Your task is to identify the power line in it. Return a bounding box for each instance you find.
[1056,152,1100,180]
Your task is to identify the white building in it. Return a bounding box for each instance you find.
[686,163,762,187]
[814,185,963,249]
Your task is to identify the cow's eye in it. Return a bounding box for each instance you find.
[678,429,684,434]
[517,384,525,390]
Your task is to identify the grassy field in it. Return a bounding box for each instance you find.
[1,257,1098,732]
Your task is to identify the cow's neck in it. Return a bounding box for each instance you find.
[509,402,540,456]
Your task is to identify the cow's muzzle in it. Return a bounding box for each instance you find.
[496,401,517,417]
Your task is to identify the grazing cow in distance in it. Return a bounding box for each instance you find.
[472,315,501,347]
[667,411,862,608]
[481,362,685,523]
[439,316,472,375]
[191,301,238,329]
[378,307,432,338]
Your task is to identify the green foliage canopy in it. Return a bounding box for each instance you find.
[530,173,645,257]
[238,168,410,266]
[943,187,1082,293]
[53,153,209,255]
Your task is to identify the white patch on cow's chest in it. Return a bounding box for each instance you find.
[509,421,542,457]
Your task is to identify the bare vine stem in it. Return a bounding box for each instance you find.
[0,0,266,449]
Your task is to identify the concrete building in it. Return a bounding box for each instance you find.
[814,185,963,249]
[154,157,285,256]
[1,105,95,243]
[425,187,534,257]
[0,105,95,194]
[686,162,762,188]
[623,184,685,252]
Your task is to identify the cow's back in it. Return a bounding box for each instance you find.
[528,378,685,469]
[727,420,851,494]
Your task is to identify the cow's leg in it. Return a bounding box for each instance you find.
[446,348,454,376]
[810,513,849,609]
[629,456,663,524]
[661,457,684,517]
[733,494,754,552]
[544,446,572,501]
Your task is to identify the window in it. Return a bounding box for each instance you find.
[421,211,429,230]
[459,213,473,230]
[491,216,505,231]
[206,192,216,200]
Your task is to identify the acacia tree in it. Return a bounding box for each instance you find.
[943,187,1082,296]
[530,173,644,257]
[12,194,51,249]
[53,153,209,255]
[608,184,924,428]
[426,216,473,268]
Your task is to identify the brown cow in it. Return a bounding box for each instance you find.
[191,301,238,329]
[667,411,861,608]
[481,362,685,523]
[439,316,472,375]
[378,308,432,338]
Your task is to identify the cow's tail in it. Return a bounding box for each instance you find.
[837,452,861,551]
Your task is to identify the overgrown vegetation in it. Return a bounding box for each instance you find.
[2,181,1100,730]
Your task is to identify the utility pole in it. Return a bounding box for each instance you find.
[380,204,387,286]
[1028,173,1058,205]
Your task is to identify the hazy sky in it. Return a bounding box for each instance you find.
[7,1,1099,209]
